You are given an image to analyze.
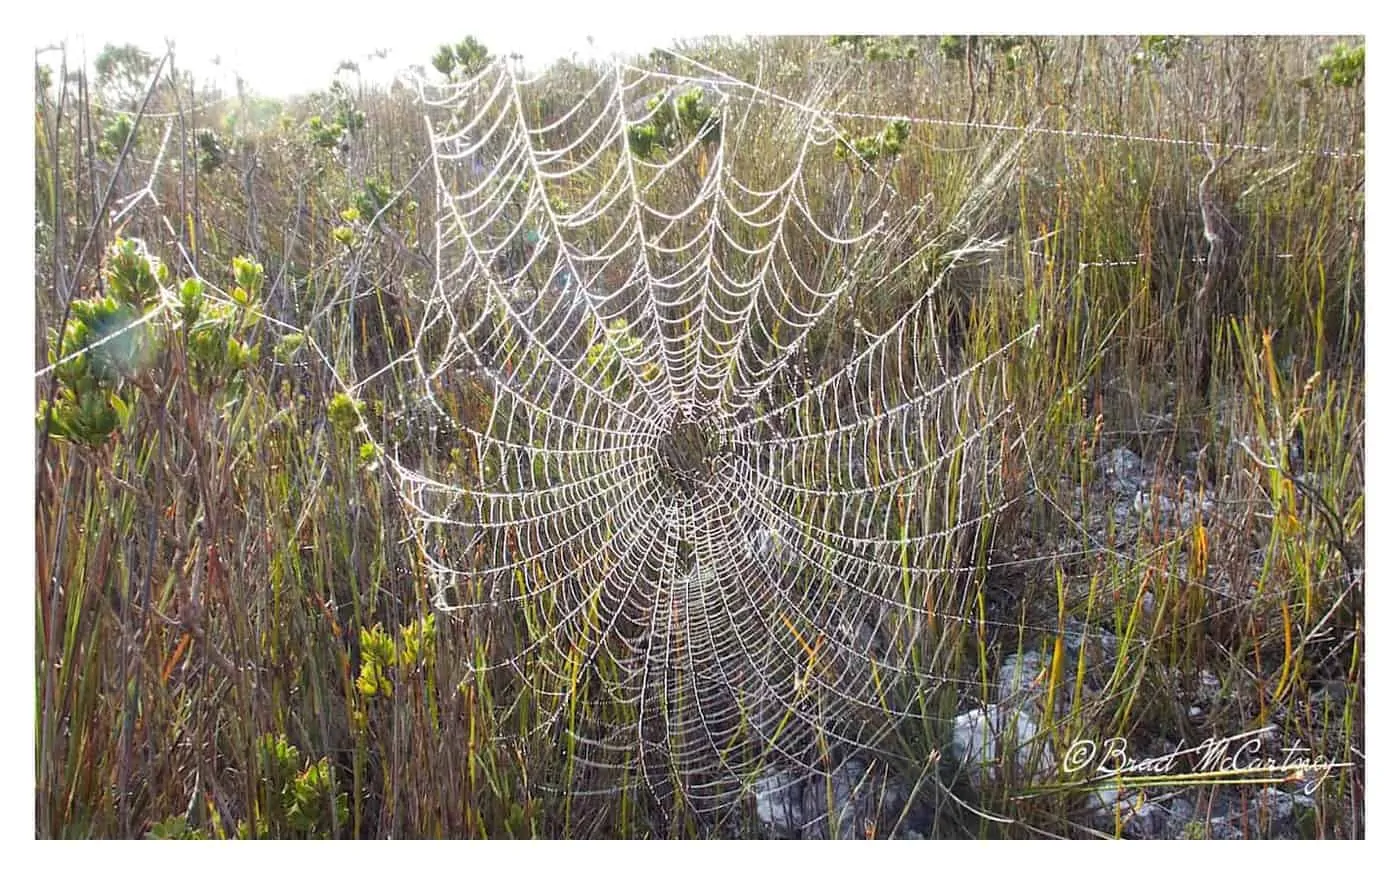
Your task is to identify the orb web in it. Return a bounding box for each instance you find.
[357,53,1036,817]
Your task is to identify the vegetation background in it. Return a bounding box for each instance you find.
[33,34,1363,838]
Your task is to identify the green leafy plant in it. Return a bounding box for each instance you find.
[304,83,366,152]
[107,238,169,307]
[355,615,437,699]
[177,277,204,327]
[1131,35,1193,70]
[1318,42,1364,88]
[627,87,721,159]
[185,299,257,386]
[273,331,305,363]
[184,257,262,390]
[829,35,918,62]
[328,82,367,134]
[398,614,436,670]
[432,36,492,80]
[231,255,264,304]
[38,246,263,446]
[97,113,135,159]
[37,239,166,447]
[834,117,911,165]
[356,623,398,697]
[307,114,344,149]
[327,392,364,434]
[938,35,975,61]
[236,734,348,838]
[353,178,394,225]
[195,129,225,173]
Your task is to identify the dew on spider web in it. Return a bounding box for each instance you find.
[345,52,1036,818]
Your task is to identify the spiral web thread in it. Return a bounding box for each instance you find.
[363,54,1038,817]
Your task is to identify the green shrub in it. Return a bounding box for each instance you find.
[195,129,225,173]
[1318,42,1364,88]
[835,117,911,165]
[432,36,492,80]
[1131,35,1193,70]
[627,87,721,159]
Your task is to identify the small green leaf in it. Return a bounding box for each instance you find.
[110,394,132,428]
[327,392,364,433]
[179,278,204,325]
[275,332,305,363]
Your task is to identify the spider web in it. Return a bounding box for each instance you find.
[357,53,1037,818]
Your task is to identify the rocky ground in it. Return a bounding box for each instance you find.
[745,445,1343,839]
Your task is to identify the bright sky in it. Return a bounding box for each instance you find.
[32,0,1373,100]
[35,1,710,97]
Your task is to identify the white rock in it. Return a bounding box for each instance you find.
[1134,484,1214,526]
[948,704,1052,792]
[1254,787,1317,836]
[1086,785,1178,837]
[1099,447,1145,497]
[805,759,870,839]
[753,770,805,835]
[755,759,918,839]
